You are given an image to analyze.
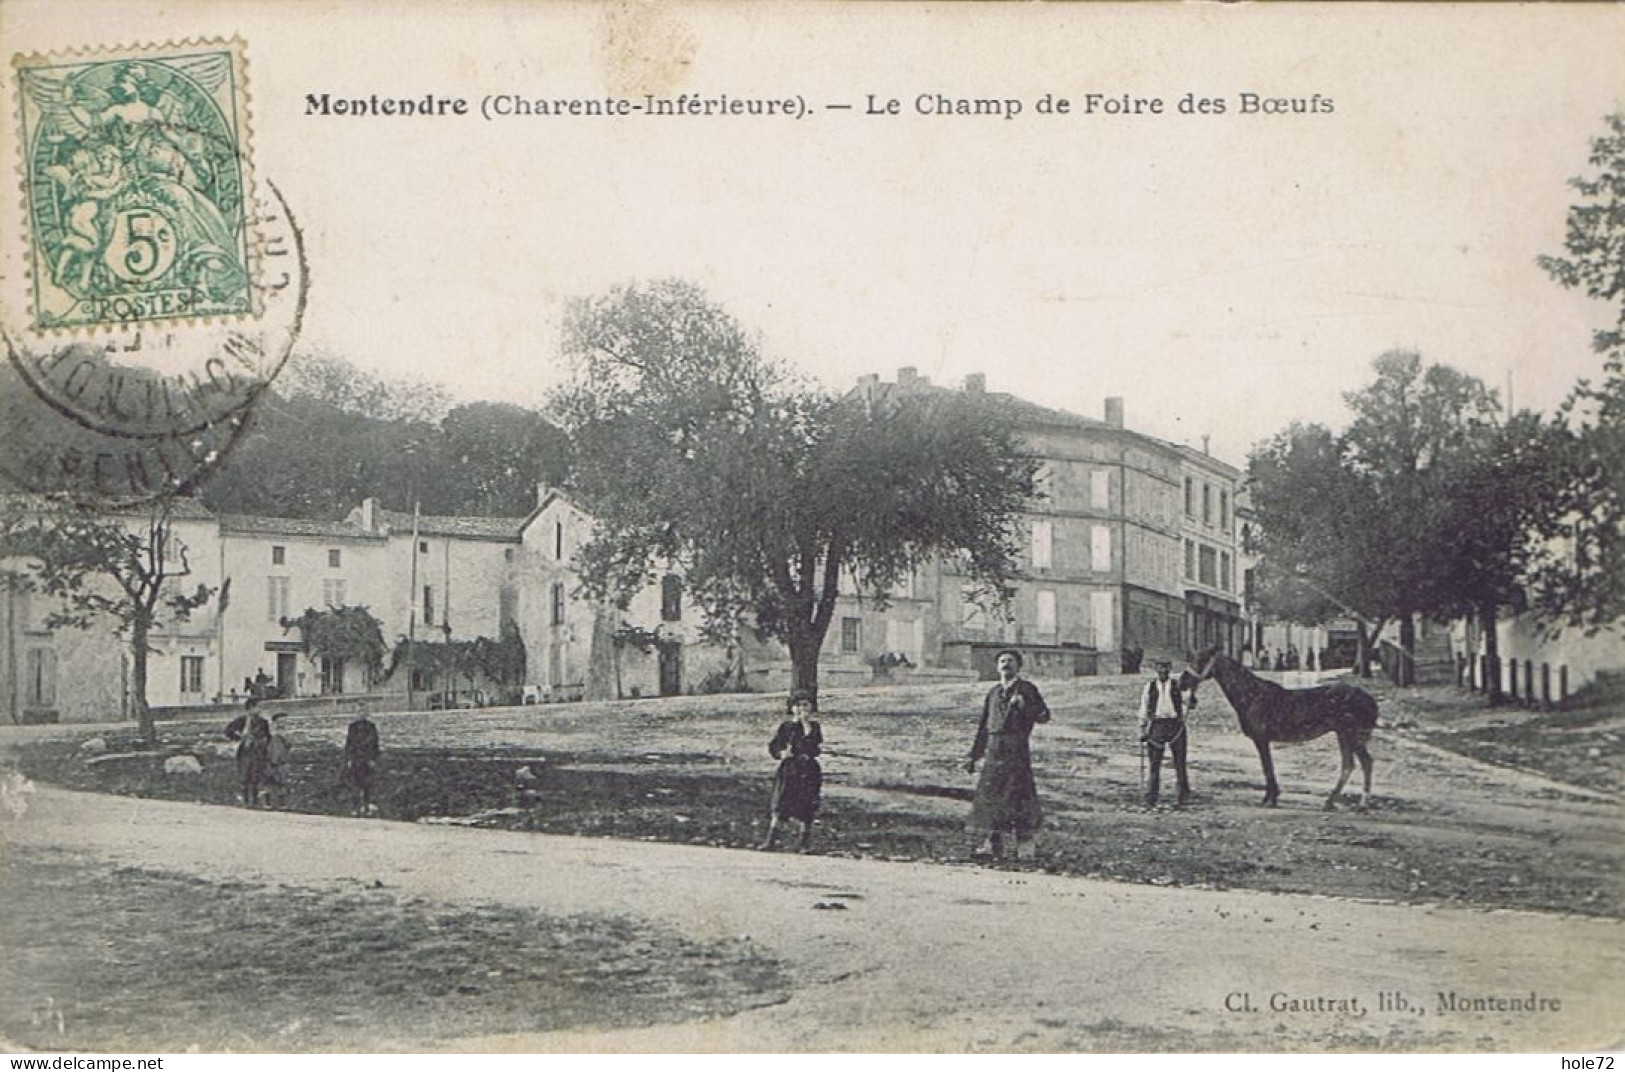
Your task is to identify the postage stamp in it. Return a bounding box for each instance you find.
[13,40,256,331]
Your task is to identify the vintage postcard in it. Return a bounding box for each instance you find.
[0,0,1621,1057]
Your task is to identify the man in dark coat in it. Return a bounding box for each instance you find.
[1139,657,1194,806]
[965,649,1050,861]
[224,698,272,807]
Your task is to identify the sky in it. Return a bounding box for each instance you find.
[2,2,1621,469]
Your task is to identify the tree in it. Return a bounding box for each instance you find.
[1245,422,1392,675]
[281,605,388,689]
[439,402,571,515]
[1424,412,1566,702]
[281,350,453,425]
[1247,352,1520,689]
[0,499,214,742]
[1534,111,1625,633]
[554,280,1036,701]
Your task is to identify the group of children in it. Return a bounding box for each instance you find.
[223,700,382,816]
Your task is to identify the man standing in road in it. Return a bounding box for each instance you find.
[1140,657,1193,807]
[965,649,1050,861]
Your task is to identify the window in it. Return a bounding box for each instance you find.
[661,574,683,622]
[1091,526,1111,572]
[25,648,57,707]
[1221,551,1233,593]
[1184,477,1194,517]
[550,581,565,626]
[1030,520,1053,570]
[1199,545,1218,587]
[1090,469,1110,510]
[322,579,347,607]
[328,548,342,568]
[420,540,429,554]
[840,617,862,653]
[180,655,205,694]
[321,656,346,695]
[1184,539,1195,580]
[1035,589,1057,632]
[266,576,290,622]
[504,547,515,563]
[1220,490,1230,532]
[554,521,564,560]
[499,586,518,633]
[1202,484,1213,526]
[423,585,435,627]
[271,545,285,565]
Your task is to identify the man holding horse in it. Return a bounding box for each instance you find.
[1140,657,1194,807]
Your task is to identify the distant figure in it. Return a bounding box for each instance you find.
[1307,649,1318,672]
[1256,648,1270,673]
[264,712,292,808]
[760,689,823,852]
[1274,652,1287,672]
[342,716,382,816]
[965,649,1050,861]
[250,668,273,701]
[1241,646,1256,670]
[224,698,272,807]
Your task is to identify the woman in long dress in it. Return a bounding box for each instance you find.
[759,689,823,852]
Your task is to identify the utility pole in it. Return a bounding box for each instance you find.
[406,500,419,710]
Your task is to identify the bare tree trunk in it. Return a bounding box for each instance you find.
[1479,601,1504,707]
[786,629,822,706]
[131,616,154,746]
[1398,613,1417,687]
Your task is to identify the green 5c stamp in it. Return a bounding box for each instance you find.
[14,40,255,330]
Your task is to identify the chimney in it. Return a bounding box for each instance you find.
[360,497,377,532]
[1201,434,1211,455]
[536,483,552,510]
[964,372,986,394]
[1104,397,1124,428]
[897,366,919,387]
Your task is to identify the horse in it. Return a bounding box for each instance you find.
[1190,646,1377,809]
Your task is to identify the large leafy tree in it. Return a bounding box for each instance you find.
[439,402,572,516]
[554,279,1036,701]
[1245,422,1391,674]
[1534,111,1625,634]
[1248,352,1521,688]
[1,499,215,741]
[1424,412,1567,702]
[1341,351,1501,684]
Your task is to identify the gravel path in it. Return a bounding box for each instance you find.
[3,782,1620,1052]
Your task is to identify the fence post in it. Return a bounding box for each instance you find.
[1541,663,1551,707]
[1560,665,1569,703]
[1524,659,1535,705]
[1509,659,1519,700]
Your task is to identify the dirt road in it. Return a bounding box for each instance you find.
[4,781,1620,1052]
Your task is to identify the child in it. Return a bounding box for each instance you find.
[342,715,381,816]
[263,712,292,809]
[759,689,823,853]
[224,698,272,807]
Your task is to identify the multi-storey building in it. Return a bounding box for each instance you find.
[845,368,1243,676]
[1176,443,1244,657]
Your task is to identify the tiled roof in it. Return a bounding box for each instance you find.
[852,380,1110,432]
[375,509,525,542]
[218,514,384,540]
